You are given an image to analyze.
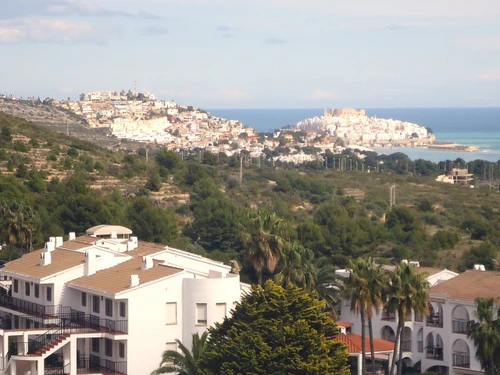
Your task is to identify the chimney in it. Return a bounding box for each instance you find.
[49,237,56,244]
[127,237,138,251]
[141,256,153,270]
[111,231,117,239]
[40,251,52,266]
[130,275,139,287]
[85,251,97,276]
[68,232,76,241]
[45,241,55,252]
[473,264,486,271]
[55,236,63,247]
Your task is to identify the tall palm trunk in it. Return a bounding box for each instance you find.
[368,317,376,375]
[360,308,367,375]
[257,271,263,285]
[397,320,405,375]
[389,309,403,375]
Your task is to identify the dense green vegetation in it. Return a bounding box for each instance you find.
[1,112,500,283]
[198,281,349,375]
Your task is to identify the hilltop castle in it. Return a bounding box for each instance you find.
[324,108,366,117]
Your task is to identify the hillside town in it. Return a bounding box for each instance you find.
[1,91,436,165]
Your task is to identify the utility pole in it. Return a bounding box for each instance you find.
[239,153,243,186]
[390,185,396,210]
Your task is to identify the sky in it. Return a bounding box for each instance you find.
[1,0,500,108]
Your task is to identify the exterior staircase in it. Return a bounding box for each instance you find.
[32,333,70,357]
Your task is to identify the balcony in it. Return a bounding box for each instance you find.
[381,312,396,322]
[452,352,470,368]
[417,341,423,353]
[77,355,127,374]
[426,314,443,328]
[452,320,469,334]
[426,346,443,361]
[0,294,63,318]
[401,340,412,352]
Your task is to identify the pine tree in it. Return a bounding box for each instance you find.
[199,281,349,375]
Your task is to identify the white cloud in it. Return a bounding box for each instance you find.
[0,19,107,44]
[478,70,500,81]
[305,90,339,100]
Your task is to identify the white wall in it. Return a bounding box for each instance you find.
[153,249,231,277]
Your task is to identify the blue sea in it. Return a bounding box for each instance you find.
[208,108,500,162]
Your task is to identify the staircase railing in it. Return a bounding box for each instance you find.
[28,323,66,354]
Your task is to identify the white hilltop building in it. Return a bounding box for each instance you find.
[0,225,249,375]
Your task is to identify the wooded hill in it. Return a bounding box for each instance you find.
[1,111,499,284]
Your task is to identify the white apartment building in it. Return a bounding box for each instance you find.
[0,225,249,375]
[338,264,459,375]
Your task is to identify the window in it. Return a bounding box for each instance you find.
[120,302,126,318]
[14,316,19,329]
[119,343,125,358]
[92,338,100,353]
[13,279,18,293]
[93,295,100,313]
[105,299,113,317]
[164,342,177,365]
[25,282,30,296]
[34,284,40,298]
[34,321,40,329]
[215,303,226,323]
[82,292,87,307]
[46,286,52,302]
[105,338,112,357]
[196,303,207,325]
[166,302,177,324]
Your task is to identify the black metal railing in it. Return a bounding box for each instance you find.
[0,295,67,318]
[426,314,443,328]
[381,313,396,321]
[453,352,470,368]
[28,324,66,355]
[78,355,127,374]
[44,362,70,375]
[401,340,412,351]
[417,341,423,353]
[452,320,469,334]
[426,346,443,360]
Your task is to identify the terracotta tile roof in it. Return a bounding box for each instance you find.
[332,333,395,354]
[68,257,183,294]
[1,249,85,279]
[431,270,500,302]
[128,241,168,257]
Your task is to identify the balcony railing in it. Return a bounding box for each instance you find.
[453,352,470,368]
[0,295,64,317]
[452,320,469,334]
[381,313,396,321]
[78,355,127,374]
[401,340,412,352]
[426,346,443,361]
[417,341,423,353]
[426,314,443,328]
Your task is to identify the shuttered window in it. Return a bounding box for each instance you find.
[215,303,226,323]
[166,302,177,324]
[196,303,207,325]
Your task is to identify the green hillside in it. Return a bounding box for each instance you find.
[1,111,500,284]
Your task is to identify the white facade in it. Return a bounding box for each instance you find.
[338,265,462,374]
[0,225,248,375]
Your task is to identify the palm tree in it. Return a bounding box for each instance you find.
[242,211,286,285]
[468,297,500,375]
[365,259,387,375]
[385,263,429,375]
[313,256,343,315]
[274,241,315,289]
[1,201,35,260]
[151,331,208,375]
[343,258,372,375]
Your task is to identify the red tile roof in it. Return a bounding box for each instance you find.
[332,333,395,354]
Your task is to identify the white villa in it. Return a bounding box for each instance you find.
[0,225,249,375]
[338,262,500,375]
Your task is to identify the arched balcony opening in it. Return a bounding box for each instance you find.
[452,339,470,368]
[426,333,443,361]
[427,302,443,328]
[401,327,412,352]
[417,328,424,353]
[381,325,396,342]
[452,305,470,334]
